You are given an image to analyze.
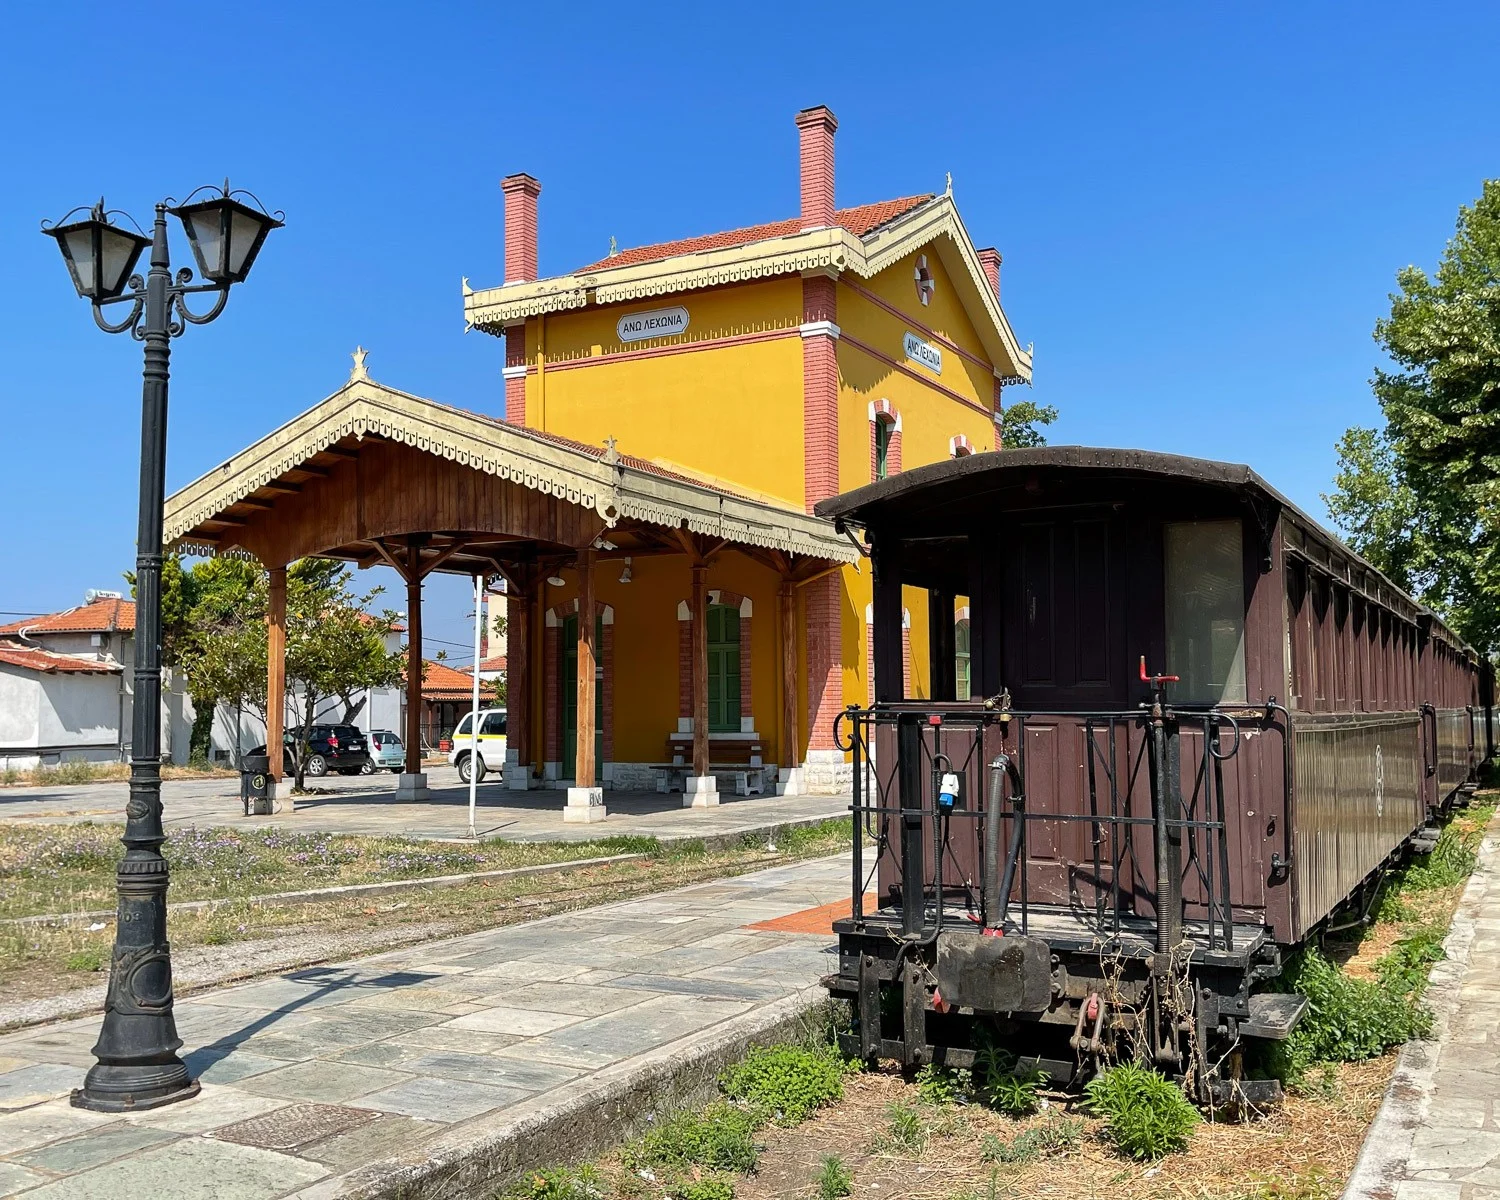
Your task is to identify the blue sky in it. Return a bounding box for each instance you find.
[2,2,1497,656]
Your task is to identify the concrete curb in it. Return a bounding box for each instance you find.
[290,987,834,1200]
[1341,814,1500,1200]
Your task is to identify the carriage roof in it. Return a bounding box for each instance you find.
[815,446,1476,662]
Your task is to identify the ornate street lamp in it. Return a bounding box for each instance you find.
[42,185,282,1113]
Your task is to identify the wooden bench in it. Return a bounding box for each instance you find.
[652,736,767,796]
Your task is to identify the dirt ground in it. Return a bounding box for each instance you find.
[730,1059,1390,1200]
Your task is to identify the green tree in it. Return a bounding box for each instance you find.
[999,398,1059,448]
[1326,180,1500,655]
[282,561,404,789]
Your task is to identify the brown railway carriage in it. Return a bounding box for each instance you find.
[815,446,1491,1100]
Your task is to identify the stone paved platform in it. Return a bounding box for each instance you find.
[0,854,849,1198]
[1345,812,1500,1200]
[0,767,849,844]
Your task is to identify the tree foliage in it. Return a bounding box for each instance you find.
[999,398,1059,449]
[1326,180,1500,655]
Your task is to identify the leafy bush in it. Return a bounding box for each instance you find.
[627,1103,759,1174]
[720,1044,844,1125]
[817,1155,853,1200]
[1084,1064,1199,1159]
[914,1063,971,1106]
[1269,946,1431,1082]
[1376,926,1446,995]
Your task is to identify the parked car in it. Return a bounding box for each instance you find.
[248,724,372,777]
[448,709,506,783]
[366,729,405,774]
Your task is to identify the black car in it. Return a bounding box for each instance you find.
[249,724,372,777]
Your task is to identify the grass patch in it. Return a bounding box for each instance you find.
[816,1155,852,1200]
[625,1101,761,1174]
[872,1100,930,1155]
[1084,1064,1200,1159]
[1,761,237,788]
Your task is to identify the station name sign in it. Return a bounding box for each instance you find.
[617,306,690,343]
[903,331,943,375]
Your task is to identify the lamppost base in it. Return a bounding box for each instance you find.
[70,1062,200,1113]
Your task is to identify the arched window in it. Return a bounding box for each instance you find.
[949,433,974,458]
[869,400,902,482]
[707,603,741,731]
[875,419,893,480]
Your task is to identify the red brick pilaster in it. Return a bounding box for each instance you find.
[677,603,692,722]
[543,617,560,764]
[601,619,614,762]
[805,573,843,749]
[802,275,839,512]
[504,324,527,426]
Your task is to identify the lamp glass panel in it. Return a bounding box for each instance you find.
[97,224,144,296]
[59,227,96,296]
[186,206,226,279]
[227,207,265,278]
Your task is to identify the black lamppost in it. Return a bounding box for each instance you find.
[42,185,281,1112]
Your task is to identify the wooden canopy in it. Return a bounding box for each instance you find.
[163,369,855,795]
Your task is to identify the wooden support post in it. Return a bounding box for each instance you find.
[528,574,544,782]
[929,589,956,702]
[872,538,904,703]
[576,549,596,789]
[266,566,286,785]
[404,545,424,779]
[780,579,797,772]
[691,561,710,779]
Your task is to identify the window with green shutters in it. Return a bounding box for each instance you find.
[707,604,741,732]
[955,618,971,700]
[874,419,892,480]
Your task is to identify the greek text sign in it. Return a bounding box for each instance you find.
[903,331,943,374]
[617,306,690,343]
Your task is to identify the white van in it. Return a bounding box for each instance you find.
[449,709,507,783]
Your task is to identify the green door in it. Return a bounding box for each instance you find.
[562,612,604,779]
[707,604,741,732]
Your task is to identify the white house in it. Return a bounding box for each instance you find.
[0,592,195,769]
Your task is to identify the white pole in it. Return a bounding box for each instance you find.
[469,573,482,838]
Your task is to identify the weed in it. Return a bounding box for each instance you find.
[979,1116,1083,1165]
[676,1175,735,1200]
[816,1155,853,1200]
[1084,1064,1199,1159]
[720,1043,844,1124]
[592,835,661,856]
[1376,926,1446,995]
[1238,1166,1335,1200]
[625,1102,759,1174]
[501,1164,607,1199]
[1405,821,1482,891]
[947,1170,1003,1200]
[64,947,107,972]
[872,1100,929,1155]
[914,1063,971,1106]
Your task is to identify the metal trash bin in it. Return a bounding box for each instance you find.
[240,753,272,816]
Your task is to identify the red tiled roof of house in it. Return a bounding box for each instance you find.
[478,654,507,673]
[0,643,122,675]
[418,658,482,699]
[356,612,406,634]
[0,598,136,637]
[574,195,935,273]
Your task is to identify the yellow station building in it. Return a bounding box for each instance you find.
[462,105,1032,793]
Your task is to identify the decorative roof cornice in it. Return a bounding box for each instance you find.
[163,379,856,566]
[463,197,1033,382]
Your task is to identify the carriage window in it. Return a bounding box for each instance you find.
[1164,520,1247,705]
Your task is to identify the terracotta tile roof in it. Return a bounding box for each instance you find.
[0,643,122,675]
[478,654,507,673]
[575,195,934,273]
[356,612,406,634]
[0,598,136,637]
[417,658,484,699]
